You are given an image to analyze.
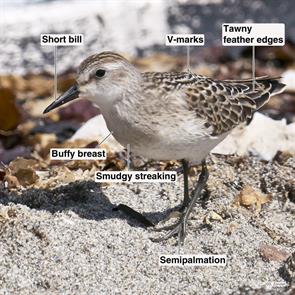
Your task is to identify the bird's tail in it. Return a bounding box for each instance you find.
[225,76,286,110]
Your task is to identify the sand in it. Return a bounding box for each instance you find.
[0,154,294,295]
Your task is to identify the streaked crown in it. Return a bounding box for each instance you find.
[78,51,130,74]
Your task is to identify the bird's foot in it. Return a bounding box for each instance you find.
[150,160,208,246]
[150,212,187,245]
[155,210,182,227]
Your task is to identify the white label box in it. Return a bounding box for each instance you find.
[159,254,227,266]
[50,148,106,160]
[95,171,177,183]
[166,34,205,46]
[41,34,84,46]
[222,23,285,46]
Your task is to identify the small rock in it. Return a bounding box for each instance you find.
[233,186,272,213]
[204,211,223,224]
[259,244,290,262]
[0,88,22,131]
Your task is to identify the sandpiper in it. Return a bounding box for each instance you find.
[44,51,285,245]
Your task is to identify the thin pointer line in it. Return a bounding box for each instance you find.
[186,46,190,72]
[0,161,7,169]
[127,144,131,170]
[97,131,114,147]
[177,239,182,254]
[252,45,255,91]
[54,45,57,99]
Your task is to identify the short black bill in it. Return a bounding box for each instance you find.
[43,84,80,114]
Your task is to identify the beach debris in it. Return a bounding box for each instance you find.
[203,211,224,224]
[233,186,272,213]
[259,244,290,262]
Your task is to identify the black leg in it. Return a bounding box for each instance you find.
[179,161,208,242]
[152,159,190,231]
[180,159,190,211]
[151,160,209,245]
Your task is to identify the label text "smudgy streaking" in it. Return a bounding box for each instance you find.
[95,171,177,183]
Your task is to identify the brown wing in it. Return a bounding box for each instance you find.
[185,76,285,136]
[142,72,285,136]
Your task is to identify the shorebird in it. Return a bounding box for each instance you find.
[44,51,285,245]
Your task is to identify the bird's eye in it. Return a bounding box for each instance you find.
[95,69,106,78]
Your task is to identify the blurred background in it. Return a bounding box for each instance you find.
[0,0,294,166]
[1,0,295,73]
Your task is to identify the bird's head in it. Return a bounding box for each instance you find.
[43,51,141,114]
